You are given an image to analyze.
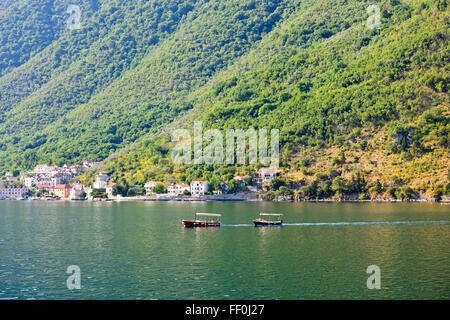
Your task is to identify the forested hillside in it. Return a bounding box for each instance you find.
[0,0,295,167]
[96,0,449,198]
[0,0,448,198]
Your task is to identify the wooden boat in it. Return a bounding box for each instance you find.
[182,213,221,228]
[253,213,283,226]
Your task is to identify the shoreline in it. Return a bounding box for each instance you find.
[2,196,449,203]
[2,190,449,203]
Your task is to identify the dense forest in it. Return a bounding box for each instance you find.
[0,0,295,166]
[0,0,448,199]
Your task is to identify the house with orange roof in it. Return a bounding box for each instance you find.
[106,182,116,198]
[36,184,53,194]
[167,183,190,195]
[53,184,72,198]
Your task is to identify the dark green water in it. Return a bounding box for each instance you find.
[0,200,449,299]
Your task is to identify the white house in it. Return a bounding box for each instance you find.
[50,173,71,187]
[83,160,99,169]
[70,186,83,200]
[63,164,84,175]
[144,181,164,194]
[190,181,209,196]
[84,187,93,199]
[93,172,110,189]
[32,165,49,174]
[23,176,37,188]
[69,183,90,200]
[106,183,116,198]
[69,188,82,200]
[0,184,28,199]
[32,174,66,187]
[35,176,52,187]
[32,164,58,175]
[168,183,190,195]
[6,176,18,183]
[254,167,279,185]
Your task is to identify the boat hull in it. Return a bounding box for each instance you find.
[253,220,283,227]
[182,220,221,228]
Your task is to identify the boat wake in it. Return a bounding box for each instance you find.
[222,220,450,227]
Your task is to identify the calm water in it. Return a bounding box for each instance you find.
[0,200,449,300]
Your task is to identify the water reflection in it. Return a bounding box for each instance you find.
[0,201,448,299]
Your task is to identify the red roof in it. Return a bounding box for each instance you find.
[54,184,72,189]
[169,183,189,188]
[178,183,190,187]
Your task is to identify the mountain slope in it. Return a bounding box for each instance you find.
[0,0,448,198]
[0,0,296,168]
[95,0,449,196]
[0,0,101,78]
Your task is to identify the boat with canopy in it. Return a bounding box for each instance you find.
[253,213,283,226]
[182,212,222,227]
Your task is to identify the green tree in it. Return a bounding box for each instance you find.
[276,186,293,197]
[269,178,285,191]
[331,176,347,196]
[91,188,107,198]
[263,190,275,201]
[153,184,165,194]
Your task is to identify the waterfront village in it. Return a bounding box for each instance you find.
[0,162,281,201]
